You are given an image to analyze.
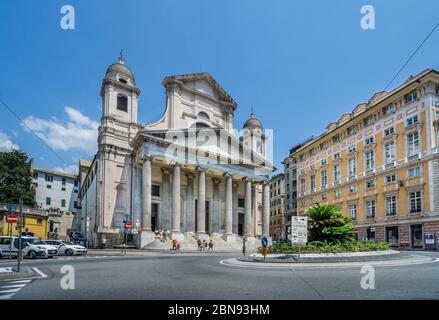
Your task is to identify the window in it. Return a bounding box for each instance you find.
[74,180,79,187]
[365,136,374,145]
[37,219,43,225]
[117,94,128,112]
[349,184,357,193]
[46,197,51,205]
[365,150,375,171]
[384,127,395,136]
[349,203,357,220]
[62,178,66,186]
[74,201,78,209]
[348,145,357,153]
[333,152,340,160]
[366,179,375,189]
[366,199,376,219]
[238,198,245,208]
[348,157,357,178]
[405,91,417,104]
[300,179,306,193]
[33,172,38,179]
[152,185,160,197]
[407,131,420,156]
[333,189,341,198]
[45,174,53,182]
[46,184,52,189]
[382,104,394,116]
[408,166,421,178]
[320,159,327,166]
[33,182,38,188]
[364,115,374,126]
[320,170,327,187]
[347,126,356,135]
[61,187,66,191]
[321,193,328,201]
[310,175,315,191]
[61,199,66,207]
[406,115,419,126]
[384,142,396,164]
[333,164,341,184]
[385,174,396,183]
[386,195,397,216]
[409,191,422,213]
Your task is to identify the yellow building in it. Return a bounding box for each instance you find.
[285,69,439,249]
[269,173,286,241]
[0,207,49,239]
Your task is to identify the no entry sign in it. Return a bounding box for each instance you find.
[6,214,18,224]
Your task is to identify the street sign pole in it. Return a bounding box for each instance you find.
[8,221,12,260]
[17,198,23,273]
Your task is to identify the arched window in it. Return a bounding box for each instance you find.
[198,111,210,120]
[117,94,128,112]
[195,122,210,129]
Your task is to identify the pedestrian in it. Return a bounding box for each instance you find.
[208,239,214,252]
[176,242,181,251]
[172,239,177,250]
[197,239,202,251]
[203,240,208,251]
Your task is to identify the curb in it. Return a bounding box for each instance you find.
[0,266,34,280]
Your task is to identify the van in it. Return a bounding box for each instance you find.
[0,236,58,259]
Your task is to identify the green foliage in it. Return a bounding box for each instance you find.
[264,241,391,254]
[305,204,355,243]
[0,150,35,205]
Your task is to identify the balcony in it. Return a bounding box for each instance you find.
[384,161,396,169]
[365,168,375,176]
[406,152,421,163]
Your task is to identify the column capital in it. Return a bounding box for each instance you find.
[223,172,233,178]
[212,177,222,184]
[232,181,240,189]
[161,167,172,174]
[170,161,181,168]
[196,166,206,173]
[242,177,253,183]
[262,179,270,185]
[185,172,196,179]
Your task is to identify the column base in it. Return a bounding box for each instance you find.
[222,233,237,242]
[137,230,155,248]
[171,231,185,242]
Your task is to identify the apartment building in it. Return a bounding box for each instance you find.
[269,173,285,241]
[32,168,80,240]
[287,69,439,249]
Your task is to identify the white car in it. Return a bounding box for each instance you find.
[0,236,57,259]
[23,237,59,258]
[44,240,87,256]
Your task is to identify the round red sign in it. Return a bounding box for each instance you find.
[6,214,18,224]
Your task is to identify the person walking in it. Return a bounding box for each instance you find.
[203,240,208,251]
[208,239,214,252]
[197,239,202,251]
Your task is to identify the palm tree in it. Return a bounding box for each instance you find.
[304,204,355,243]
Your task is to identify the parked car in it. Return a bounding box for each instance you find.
[0,236,57,259]
[0,247,2,258]
[44,240,87,256]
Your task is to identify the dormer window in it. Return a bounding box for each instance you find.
[119,78,128,84]
[117,94,128,112]
[198,111,210,120]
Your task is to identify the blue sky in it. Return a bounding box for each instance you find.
[1,0,439,174]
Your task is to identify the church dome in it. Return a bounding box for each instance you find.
[105,54,136,84]
[243,112,263,130]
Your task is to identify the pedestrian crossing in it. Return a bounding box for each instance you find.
[0,279,32,300]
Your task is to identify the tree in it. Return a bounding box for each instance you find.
[0,150,35,205]
[304,204,355,243]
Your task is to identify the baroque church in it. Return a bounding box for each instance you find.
[76,55,275,249]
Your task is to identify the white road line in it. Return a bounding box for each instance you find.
[1,284,27,289]
[0,293,14,300]
[0,288,22,293]
[32,267,47,278]
[6,280,31,284]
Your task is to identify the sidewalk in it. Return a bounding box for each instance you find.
[86,248,244,255]
[0,266,33,280]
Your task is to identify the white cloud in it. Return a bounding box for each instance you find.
[0,132,19,151]
[21,107,99,155]
[52,164,79,175]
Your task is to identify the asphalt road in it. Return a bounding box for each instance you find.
[1,251,439,300]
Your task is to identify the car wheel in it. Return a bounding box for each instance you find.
[66,249,73,256]
[28,251,37,259]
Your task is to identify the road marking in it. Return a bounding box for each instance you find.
[0,279,33,300]
[32,267,47,278]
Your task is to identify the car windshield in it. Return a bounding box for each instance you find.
[33,240,46,245]
[62,241,74,245]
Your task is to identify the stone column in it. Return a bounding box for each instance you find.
[161,168,172,230]
[185,173,195,234]
[171,164,182,239]
[212,177,221,235]
[243,178,253,236]
[262,181,270,237]
[141,157,152,231]
[224,173,233,235]
[196,167,206,238]
[232,182,239,235]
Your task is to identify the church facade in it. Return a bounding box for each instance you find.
[76,56,274,249]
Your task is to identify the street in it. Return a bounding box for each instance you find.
[1,251,439,300]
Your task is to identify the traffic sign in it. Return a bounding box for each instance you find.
[291,216,308,244]
[6,214,18,224]
[262,247,268,259]
[261,236,268,247]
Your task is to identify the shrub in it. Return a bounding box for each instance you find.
[262,241,391,254]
